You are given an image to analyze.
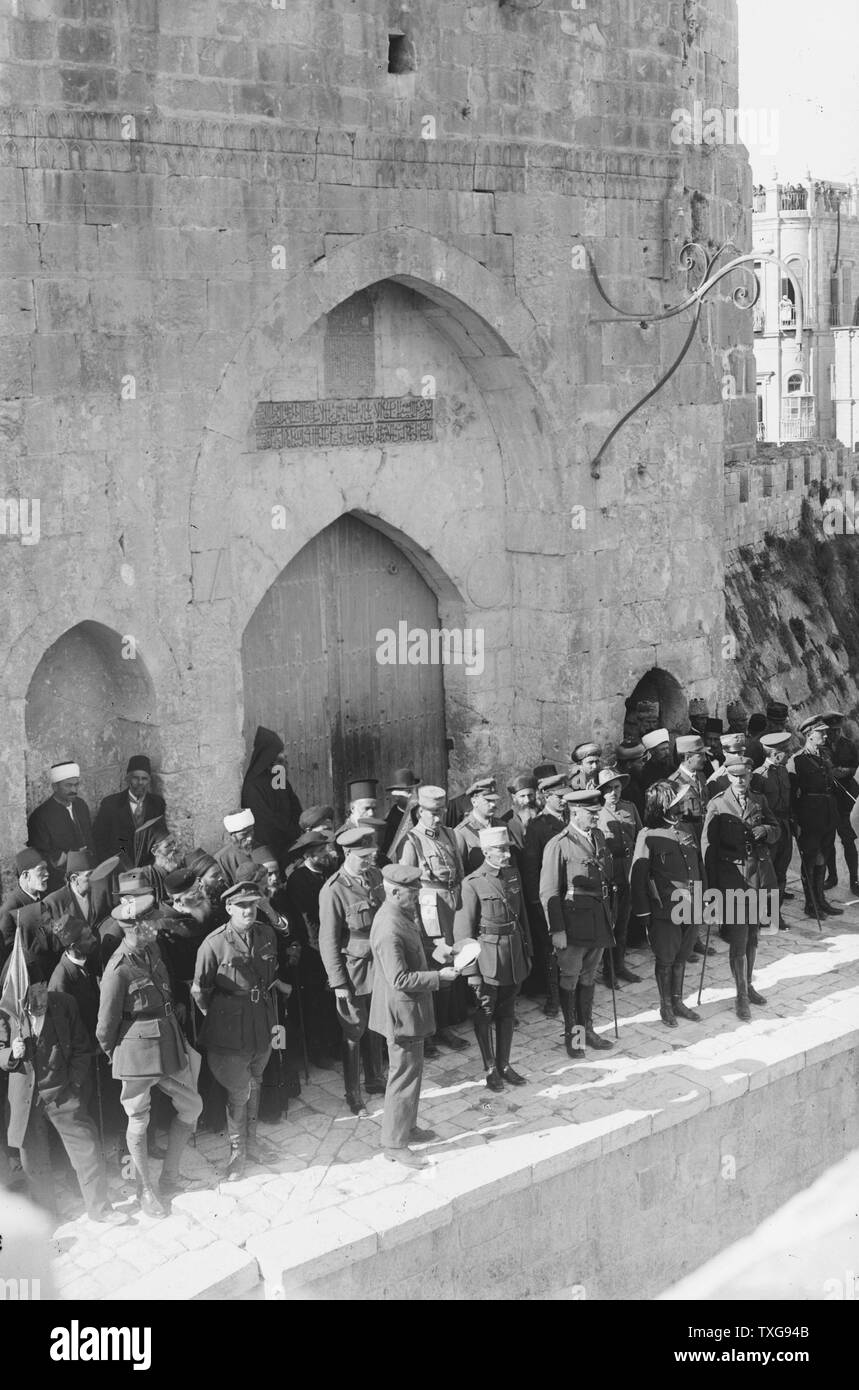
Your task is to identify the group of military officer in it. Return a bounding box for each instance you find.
[1,699,856,1216]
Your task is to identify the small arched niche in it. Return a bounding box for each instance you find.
[623,667,689,742]
[24,621,160,814]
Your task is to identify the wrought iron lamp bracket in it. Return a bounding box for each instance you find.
[583,242,804,477]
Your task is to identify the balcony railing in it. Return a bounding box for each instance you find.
[779,416,816,441]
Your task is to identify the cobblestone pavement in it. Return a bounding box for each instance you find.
[11,865,859,1300]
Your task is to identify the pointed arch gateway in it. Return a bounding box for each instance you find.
[241,515,449,812]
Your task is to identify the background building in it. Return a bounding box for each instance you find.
[752,176,859,443]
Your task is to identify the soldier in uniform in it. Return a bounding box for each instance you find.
[370,865,458,1169]
[669,732,715,960]
[397,785,468,1052]
[453,826,532,1091]
[192,881,292,1181]
[596,768,642,986]
[706,731,747,800]
[540,788,615,1057]
[27,761,95,894]
[454,777,504,875]
[639,729,674,793]
[97,913,202,1218]
[568,743,602,792]
[788,715,843,919]
[822,712,859,894]
[703,755,781,1020]
[318,825,386,1115]
[521,772,568,1014]
[752,731,793,928]
[283,830,341,1068]
[630,782,704,1028]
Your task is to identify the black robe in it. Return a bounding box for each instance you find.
[93,790,166,865]
[241,726,303,868]
[27,794,95,892]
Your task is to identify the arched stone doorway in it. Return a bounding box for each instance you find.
[241,514,448,813]
[24,621,159,815]
[623,667,688,742]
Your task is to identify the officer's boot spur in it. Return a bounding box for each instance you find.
[473,1011,503,1091]
[343,1039,367,1116]
[670,963,700,1022]
[158,1119,204,1198]
[245,1082,277,1164]
[127,1129,167,1219]
[579,983,613,1050]
[224,1102,248,1181]
[495,1015,526,1086]
[559,986,585,1058]
[655,963,677,1028]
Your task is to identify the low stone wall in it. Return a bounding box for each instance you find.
[724,440,853,553]
[248,995,859,1300]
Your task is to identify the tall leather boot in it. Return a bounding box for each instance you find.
[614,945,642,985]
[362,1030,387,1094]
[543,953,561,1018]
[495,1015,526,1085]
[732,955,751,1021]
[559,986,585,1058]
[824,843,837,889]
[246,1081,277,1164]
[473,1011,503,1091]
[801,860,818,918]
[844,834,859,893]
[127,1128,167,1218]
[670,962,700,1021]
[745,940,767,1006]
[158,1119,202,1199]
[578,983,613,1050]
[343,1038,367,1115]
[814,863,843,916]
[225,1100,248,1181]
[655,962,677,1028]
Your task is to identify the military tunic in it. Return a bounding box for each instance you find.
[667,765,710,846]
[97,939,201,1133]
[398,823,463,943]
[318,864,385,1064]
[454,814,505,876]
[787,748,837,865]
[597,798,642,953]
[453,862,532,987]
[539,825,614,992]
[702,787,780,956]
[751,761,792,890]
[193,921,280,1056]
[826,733,859,884]
[629,825,703,963]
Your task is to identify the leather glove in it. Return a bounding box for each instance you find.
[752,824,769,842]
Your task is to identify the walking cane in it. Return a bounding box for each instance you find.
[795,838,823,932]
[695,906,714,1006]
[93,1050,108,1170]
[291,969,311,1084]
[606,886,619,1040]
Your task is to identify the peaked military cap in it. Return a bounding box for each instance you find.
[382,864,422,886]
[466,777,497,797]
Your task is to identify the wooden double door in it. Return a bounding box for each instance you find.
[241,514,447,814]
